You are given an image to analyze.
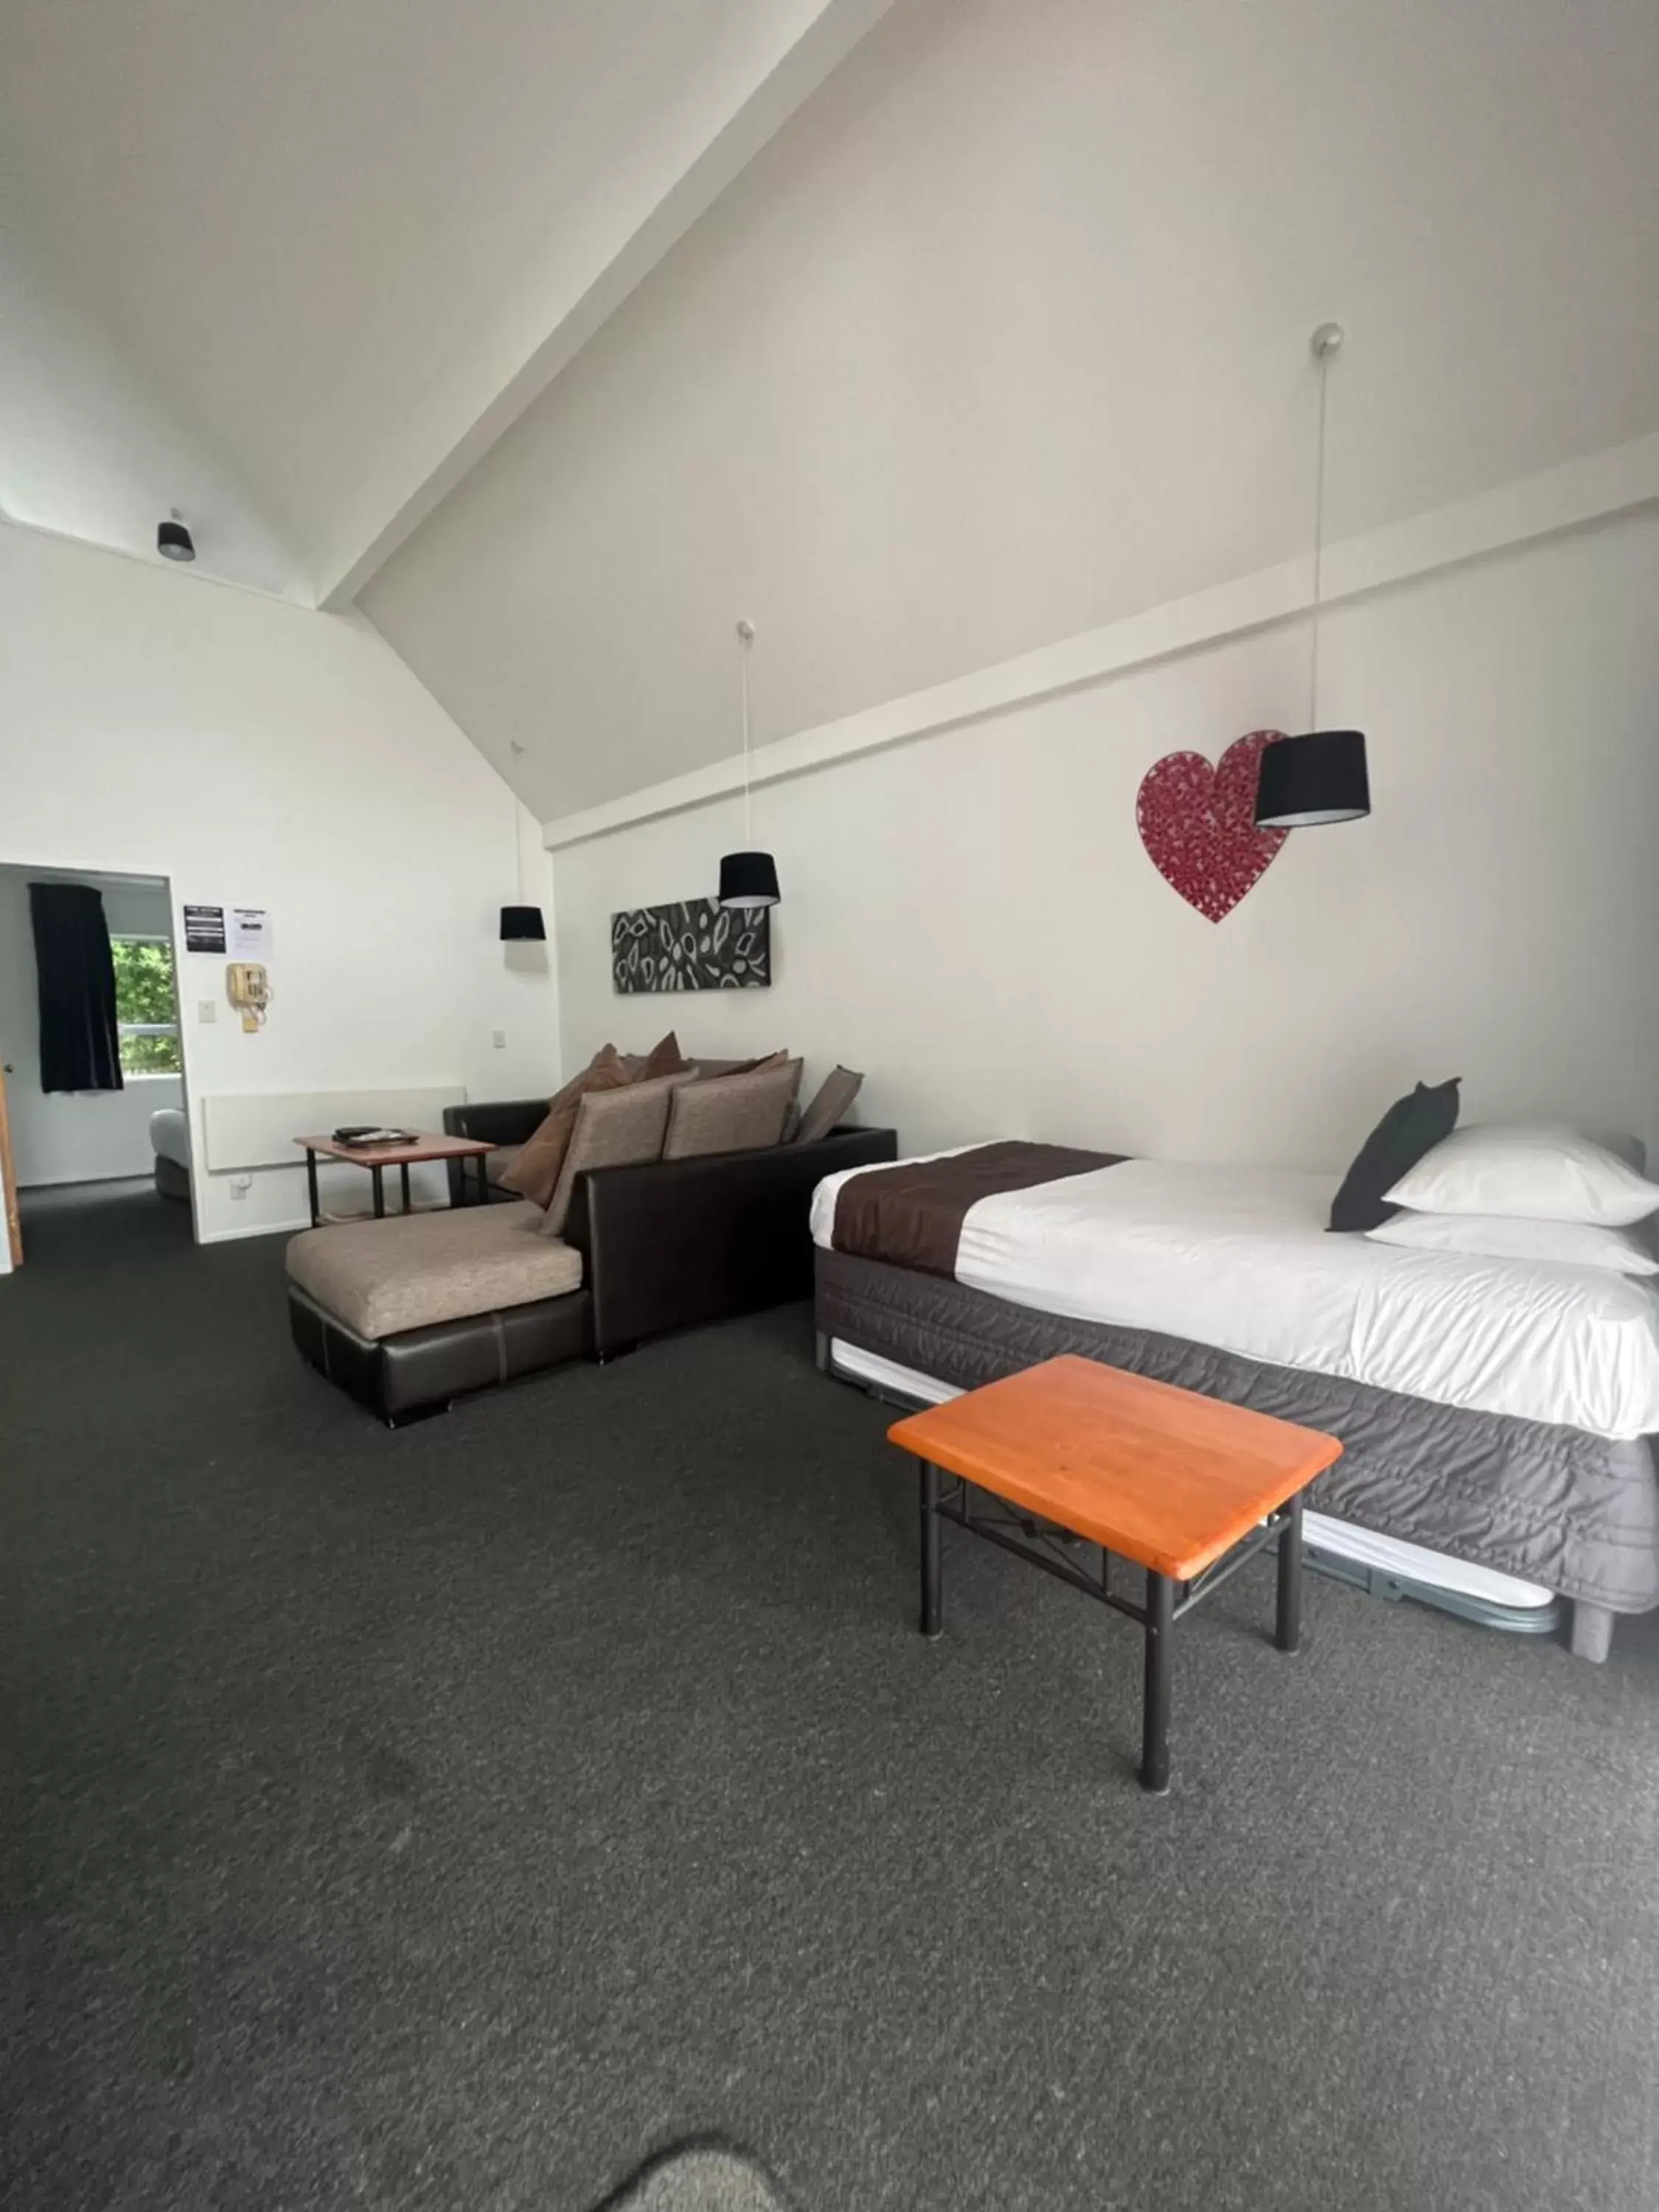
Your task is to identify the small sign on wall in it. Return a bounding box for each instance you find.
[183,904,226,954]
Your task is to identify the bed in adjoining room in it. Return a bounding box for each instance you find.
[148,1105,192,1203]
[810,1128,1659,1663]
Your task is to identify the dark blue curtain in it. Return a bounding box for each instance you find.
[29,882,124,1093]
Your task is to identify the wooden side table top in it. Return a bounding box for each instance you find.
[294,1131,495,1167]
[888,1355,1342,1582]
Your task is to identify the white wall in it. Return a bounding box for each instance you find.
[0,524,560,1241]
[553,512,1659,1173]
[0,865,183,1186]
[363,0,1659,824]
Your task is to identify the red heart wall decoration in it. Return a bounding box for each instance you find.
[1135,731,1289,924]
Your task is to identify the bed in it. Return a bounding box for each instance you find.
[148,1105,192,1203]
[810,1144,1659,1660]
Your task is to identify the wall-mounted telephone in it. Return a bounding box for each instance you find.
[226,962,272,1033]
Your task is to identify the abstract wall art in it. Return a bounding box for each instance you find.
[611,898,772,992]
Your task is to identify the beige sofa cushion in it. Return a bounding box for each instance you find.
[286,1201,582,1340]
[483,1144,522,1187]
[661,1060,802,1161]
[540,1071,692,1236]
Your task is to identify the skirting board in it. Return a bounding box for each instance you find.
[200,1086,465,1173]
[196,1216,314,1245]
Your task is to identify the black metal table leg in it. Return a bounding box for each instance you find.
[1141,1568,1175,1793]
[475,1154,490,1205]
[919,1462,942,1639]
[399,1161,411,1215]
[1276,1487,1304,1655]
[305,1147,320,1228]
[372,1164,386,1220]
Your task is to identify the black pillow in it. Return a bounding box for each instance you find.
[1329,1079,1461,1233]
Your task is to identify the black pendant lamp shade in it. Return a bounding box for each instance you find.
[499,904,546,941]
[1254,728,1370,830]
[157,516,195,562]
[717,850,780,911]
[717,619,780,910]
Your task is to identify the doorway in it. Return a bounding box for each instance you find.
[0,864,189,1273]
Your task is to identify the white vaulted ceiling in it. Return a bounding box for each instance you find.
[4,0,1655,832]
[0,0,891,600]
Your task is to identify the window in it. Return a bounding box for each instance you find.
[111,935,181,1076]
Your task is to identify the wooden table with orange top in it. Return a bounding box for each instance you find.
[886,1356,1343,1793]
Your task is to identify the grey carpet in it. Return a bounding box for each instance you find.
[4,1182,1658,2212]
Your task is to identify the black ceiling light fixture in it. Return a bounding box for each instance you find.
[1255,324,1371,830]
[717,619,780,911]
[156,509,195,563]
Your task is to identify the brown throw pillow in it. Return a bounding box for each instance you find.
[638,1031,691,1080]
[700,1049,790,1081]
[499,1045,630,1208]
[796,1065,863,1145]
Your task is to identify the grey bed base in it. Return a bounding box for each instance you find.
[153,1154,190,1203]
[814,1247,1659,1663]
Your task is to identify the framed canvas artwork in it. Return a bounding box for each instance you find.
[611,899,771,992]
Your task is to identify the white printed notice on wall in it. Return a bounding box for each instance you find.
[230,908,272,958]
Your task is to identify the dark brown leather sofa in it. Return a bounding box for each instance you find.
[439,1096,552,1203]
[289,1121,897,1422]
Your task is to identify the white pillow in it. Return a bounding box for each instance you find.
[1385,1123,1659,1228]
[1367,1210,1659,1275]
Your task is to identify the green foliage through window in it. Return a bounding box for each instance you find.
[111,936,182,1076]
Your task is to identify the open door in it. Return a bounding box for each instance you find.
[0,1060,20,1270]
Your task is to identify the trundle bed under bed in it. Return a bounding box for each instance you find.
[810,1144,1659,1660]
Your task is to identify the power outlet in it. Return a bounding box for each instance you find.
[229,1174,251,1201]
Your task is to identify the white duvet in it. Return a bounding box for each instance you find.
[811,1154,1659,1441]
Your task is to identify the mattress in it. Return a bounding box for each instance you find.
[830,1338,1554,1610]
[813,1153,1659,1442]
[149,1106,192,1171]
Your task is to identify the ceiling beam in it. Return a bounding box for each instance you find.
[319,0,894,611]
[538,431,1659,849]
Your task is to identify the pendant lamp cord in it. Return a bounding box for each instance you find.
[1308,341,1332,731]
[738,620,754,845]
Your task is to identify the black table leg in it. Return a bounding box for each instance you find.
[474,1155,490,1205]
[1276,1488,1304,1655]
[400,1161,411,1215]
[919,1461,942,1639]
[372,1164,385,1220]
[305,1147,320,1229]
[1141,1568,1174,1793]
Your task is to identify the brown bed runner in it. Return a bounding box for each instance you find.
[832,1141,1121,1278]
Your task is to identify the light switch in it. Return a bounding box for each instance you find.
[492,1029,507,1049]
[198,1000,218,1023]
